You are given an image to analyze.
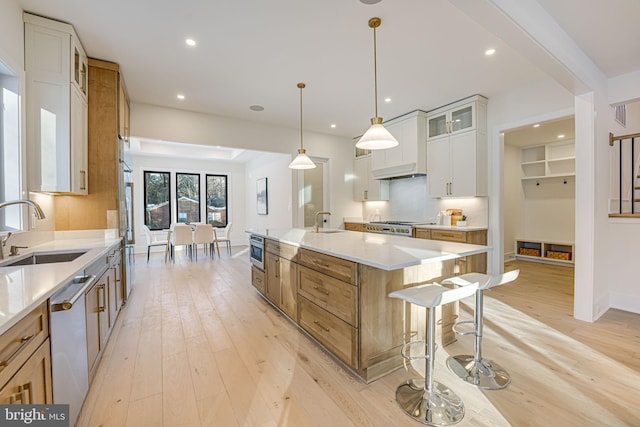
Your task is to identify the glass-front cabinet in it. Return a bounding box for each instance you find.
[427,99,478,140]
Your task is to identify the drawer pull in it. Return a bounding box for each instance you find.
[0,335,36,369]
[98,284,106,312]
[313,320,330,332]
[312,286,330,296]
[312,260,331,268]
[255,277,262,283]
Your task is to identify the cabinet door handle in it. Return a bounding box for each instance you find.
[312,260,331,268]
[312,285,330,296]
[98,284,106,312]
[364,190,368,200]
[313,320,330,332]
[275,259,280,279]
[0,335,36,369]
[80,170,86,190]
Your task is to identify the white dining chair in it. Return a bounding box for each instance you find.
[193,223,214,260]
[213,222,232,257]
[143,224,171,263]
[170,223,194,262]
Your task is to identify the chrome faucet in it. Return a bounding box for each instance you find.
[314,211,331,232]
[0,199,45,261]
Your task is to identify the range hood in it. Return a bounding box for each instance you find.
[371,163,426,180]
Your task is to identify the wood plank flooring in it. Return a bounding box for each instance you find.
[76,251,640,426]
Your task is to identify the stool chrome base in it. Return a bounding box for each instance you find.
[446,355,511,390]
[396,380,464,426]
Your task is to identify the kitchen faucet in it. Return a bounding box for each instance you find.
[314,211,331,233]
[0,199,46,260]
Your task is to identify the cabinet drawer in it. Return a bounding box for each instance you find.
[251,265,266,294]
[265,239,298,261]
[430,230,466,243]
[298,297,357,369]
[344,223,365,232]
[0,302,49,388]
[0,338,52,404]
[414,228,431,239]
[298,248,356,285]
[298,266,357,326]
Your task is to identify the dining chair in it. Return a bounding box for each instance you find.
[214,222,232,257]
[193,223,214,260]
[143,224,170,263]
[171,223,194,262]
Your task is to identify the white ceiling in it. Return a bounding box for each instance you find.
[504,117,576,148]
[15,0,638,145]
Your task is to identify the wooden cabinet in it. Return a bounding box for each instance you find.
[264,240,298,320]
[370,111,427,179]
[413,228,431,239]
[251,265,266,294]
[0,302,52,404]
[0,339,53,405]
[427,95,487,197]
[344,222,365,232]
[424,229,488,274]
[298,266,357,326]
[353,155,389,201]
[54,59,130,232]
[24,13,88,195]
[297,248,357,285]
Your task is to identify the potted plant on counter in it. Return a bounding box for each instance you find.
[456,215,467,227]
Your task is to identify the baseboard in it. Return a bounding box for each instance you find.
[609,292,640,315]
[504,251,515,263]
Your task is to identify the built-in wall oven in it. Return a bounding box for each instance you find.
[249,234,264,270]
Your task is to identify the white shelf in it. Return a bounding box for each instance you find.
[521,141,575,180]
[515,239,574,265]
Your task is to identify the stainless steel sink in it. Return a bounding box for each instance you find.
[2,251,88,267]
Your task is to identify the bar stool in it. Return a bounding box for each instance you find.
[389,281,479,426]
[442,269,520,390]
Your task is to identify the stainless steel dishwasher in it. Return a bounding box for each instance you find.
[50,275,96,427]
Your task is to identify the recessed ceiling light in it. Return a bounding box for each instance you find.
[177,94,185,100]
[185,38,196,47]
[558,134,565,138]
[485,48,496,56]
[249,105,264,112]
[330,124,337,128]
[360,0,382,4]
[384,97,391,103]
[533,123,540,128]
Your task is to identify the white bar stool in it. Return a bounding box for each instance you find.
[388,281,479,426]
[442,269,520,390]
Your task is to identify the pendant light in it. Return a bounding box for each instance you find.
[356,17,398,150]
[289,83,316,169]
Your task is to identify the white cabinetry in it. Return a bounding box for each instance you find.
[370,111,427,179]
[353,143,389,201]
[24,13,88,195]
[427,95,487,197]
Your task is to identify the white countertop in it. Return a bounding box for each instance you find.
[342,220,486,232]
[0,236,121,335]
[248,228,489,271]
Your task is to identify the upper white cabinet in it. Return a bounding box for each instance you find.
[353,142,389,201]
[427,95,488,197]
[370,111,427,179]
[24,13,88,195]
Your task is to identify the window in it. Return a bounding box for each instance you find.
[176,173,200,223]
[206,174,228,227]
[1,68,22,231]
[144,171,171,230]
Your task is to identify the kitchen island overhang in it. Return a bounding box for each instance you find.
[247,228,490,383]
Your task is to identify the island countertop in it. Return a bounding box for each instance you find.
[247,228,489,271]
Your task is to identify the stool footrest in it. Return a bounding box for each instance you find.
[400,340,438,362]
[452,320,476,336]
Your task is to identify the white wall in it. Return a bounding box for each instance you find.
[245,153,292,231]
[0,0,24,74]
[131,103,362,232]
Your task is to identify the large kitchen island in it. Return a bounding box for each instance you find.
[248,228,489,383]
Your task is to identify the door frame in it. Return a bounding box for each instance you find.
[293,156,330,229]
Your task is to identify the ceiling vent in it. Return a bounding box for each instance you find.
[615,104,626,127]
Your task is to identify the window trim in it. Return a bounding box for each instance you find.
[176,172,201,224]
[143,170,171,230]
[205,174,228,227]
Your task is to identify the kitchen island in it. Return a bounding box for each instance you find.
[248,228,489,382]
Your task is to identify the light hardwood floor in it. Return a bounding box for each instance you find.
[77,250,640,427]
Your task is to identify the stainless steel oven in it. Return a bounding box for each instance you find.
[249,234,264,270]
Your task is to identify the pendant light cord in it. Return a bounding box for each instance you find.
[300,85,304,149]
[373,24,378,119]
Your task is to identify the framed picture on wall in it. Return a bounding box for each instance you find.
[257,177,268,215]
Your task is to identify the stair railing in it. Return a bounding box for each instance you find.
[609,132,640,215]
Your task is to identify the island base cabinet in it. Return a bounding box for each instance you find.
[298,297,358,369]
[0,338,52,404]
[251,266,266,294]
